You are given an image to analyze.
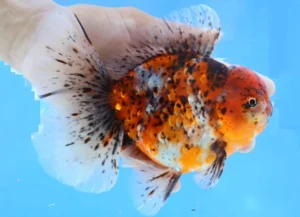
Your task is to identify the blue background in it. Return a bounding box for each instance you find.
[0,0,299,217]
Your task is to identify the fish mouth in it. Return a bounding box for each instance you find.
[238,139,255,153]
[266,100,274,120]
[269,100,274,116]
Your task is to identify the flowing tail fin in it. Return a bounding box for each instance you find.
[12,5,124,193]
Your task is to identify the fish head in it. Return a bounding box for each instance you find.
[215,65,273,155]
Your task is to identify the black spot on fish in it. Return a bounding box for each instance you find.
[207,58,229,88]
[39,88,70,99]
[74,13,93,44]
[82,87,92,93]
[148,189,155,196]
[73,48,78,53]
[55,59,68,64]
[159,97,164,104]
[46,46,55,51]
[149,171,169,181]
[65,142,75,146]
[220,107,227,115]
[164,173,181,201]
[84,137,91,144]
[70,73,86,78]
[211,140,227,154]
[179,96,188,105]
[187,63,197,74]
[203,90,209,97]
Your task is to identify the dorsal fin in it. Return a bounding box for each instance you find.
[104,4,222,79]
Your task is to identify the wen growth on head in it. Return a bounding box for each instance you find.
[2,3,273,216]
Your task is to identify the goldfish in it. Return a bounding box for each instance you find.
[0,2,273,216]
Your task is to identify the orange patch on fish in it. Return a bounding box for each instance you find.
[179,145,204,173]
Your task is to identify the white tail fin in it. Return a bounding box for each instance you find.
[10,5,125,193]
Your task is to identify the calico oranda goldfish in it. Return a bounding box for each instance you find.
[0,2,273,216]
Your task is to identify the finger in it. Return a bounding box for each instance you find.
[69,5,155,62]
[69,5,218,63]
[0,0,58,70]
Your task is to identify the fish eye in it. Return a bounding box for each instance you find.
[247,98,258,108]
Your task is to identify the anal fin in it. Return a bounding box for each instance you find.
[121,145,181,216]
[194,140,227,190]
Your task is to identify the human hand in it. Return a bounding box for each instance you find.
[0,0,275,96]
[69,4,275,97]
